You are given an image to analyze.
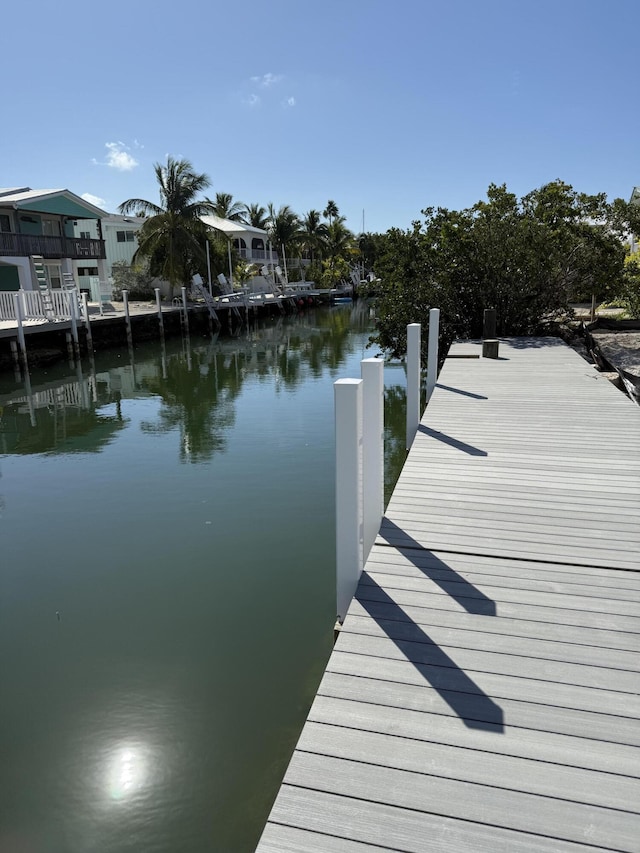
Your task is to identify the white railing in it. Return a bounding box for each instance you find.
[0,289,88,322]
[0,292,15,320]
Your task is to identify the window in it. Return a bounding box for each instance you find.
[77,267,98,277]
[0,214,11,232]
[79,231,91,239]
[116,231,135,243]
[42,219,61,237]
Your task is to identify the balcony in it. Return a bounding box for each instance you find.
[0,232,106,260]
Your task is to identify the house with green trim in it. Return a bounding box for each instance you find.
[0,187,108,294]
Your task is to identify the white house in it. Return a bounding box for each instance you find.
[72,213,146,295]
[200,214,278,266]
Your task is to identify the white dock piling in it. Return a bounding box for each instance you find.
[66,290,80,358]
[181,287,190,335]
[155,288,164,336]
[335,378,364,623]
[13,292,27,366]
[122,290,133,348]
[426,307,440,401]
[406,323,421,450]
[361,358,384,562]
[81,293,93,353]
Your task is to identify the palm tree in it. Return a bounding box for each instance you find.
[267,204,301,263]
[325,217,356,272]
[300,209,328,263]
[241,202,269,230]
[119,156,214,293]
[323,200,339,226]
[207,192,245,222]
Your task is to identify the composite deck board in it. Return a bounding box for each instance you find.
[256,337,640,852]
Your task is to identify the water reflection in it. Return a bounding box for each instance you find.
[106,743,149,802]
[0,304,407,853]
[0,304,375,463]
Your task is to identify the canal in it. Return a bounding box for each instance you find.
[0,304,408,852]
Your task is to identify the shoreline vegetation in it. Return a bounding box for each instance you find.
[119,159,640,366]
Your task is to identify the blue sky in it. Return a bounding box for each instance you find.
[2,0,638,233]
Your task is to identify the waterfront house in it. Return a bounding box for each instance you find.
[200,215,278,266]
[0,188,108,295]
[72,213,146,296]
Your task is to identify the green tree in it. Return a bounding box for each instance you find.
[323,200,339,225]
[372,181,628,361]
[300,209,327,262]
[207,191,245,221]
[267,204,301,263]
[241,203,269,230]
[119,157,214,294]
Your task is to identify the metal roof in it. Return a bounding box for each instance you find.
[201,214,268,237]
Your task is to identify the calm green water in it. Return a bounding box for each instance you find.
[0,305,407,853]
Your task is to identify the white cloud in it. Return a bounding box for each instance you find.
[105,142,138,171]
[283,96,296,108]
[245,93,261,107]
[81,192,106,208]
[251,72,283,88]
[92,141,138,171]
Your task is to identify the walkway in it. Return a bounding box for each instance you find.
[256,337,640,852]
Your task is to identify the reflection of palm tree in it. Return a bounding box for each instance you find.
[119,157,214,293]
[141,346,246,463]
[207,192,246,222]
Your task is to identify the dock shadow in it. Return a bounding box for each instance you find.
[356,574,504,732]
[417,425,487,457]
[435,383,487,400]
[376,521,496,616]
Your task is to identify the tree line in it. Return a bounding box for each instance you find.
[369,181,640,358]
[118,157,367,294]
[117,157,640,348]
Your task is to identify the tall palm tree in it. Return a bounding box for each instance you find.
[323,200,339,226]
[300,209,328,262]
[325,217,355,265]
[207,191,245,222]
[241,202,269,230]
[267,204,301,262]
[119,156,214,292]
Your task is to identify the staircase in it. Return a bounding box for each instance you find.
[31,256,56,321]
[62,271,83,319]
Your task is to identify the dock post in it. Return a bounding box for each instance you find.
[155,287,164,336]
[122,290,133,348]
[426,307,440,402]
[181,287,190,335]
[81,293,93,354]
[13,292,27,367]
[590,294,596,323]
[361,358,384,562]
[66,290,80,359]
[335,378,364,623]
[406,323,421,450]
[65,332,75,364]
[483,308,497,338]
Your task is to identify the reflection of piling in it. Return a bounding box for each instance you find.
[65,332,75,366]
[10,340,21,379]
[155,288,165,338]
[122,290,133,349]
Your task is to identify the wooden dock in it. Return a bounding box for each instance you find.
[256,336,640,853]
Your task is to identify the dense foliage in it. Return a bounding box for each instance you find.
[371,181,637,359]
